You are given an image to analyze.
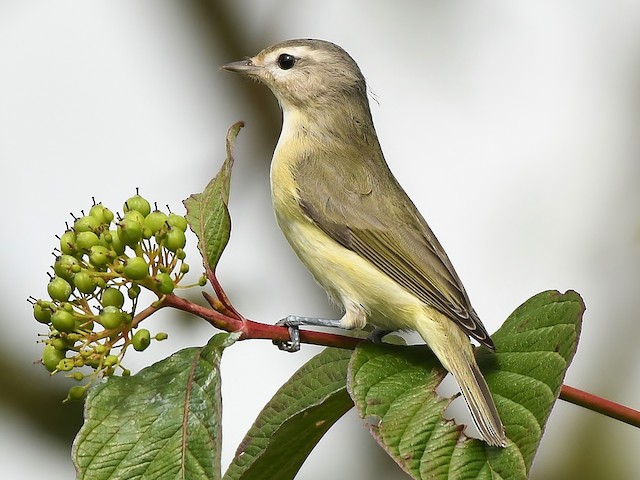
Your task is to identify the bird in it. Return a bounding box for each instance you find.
[222,38,506,447]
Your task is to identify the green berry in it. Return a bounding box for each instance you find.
[101,287,124,308]
[74,215,101,233]
[176,248,186,260]
[104,354,119,367]
[155,332,168,341]
[124,209,145,225]
[89,204,105,220]
[71,372,84,381]
[76,231,100,250]
[123,256,149,280]
[118,215,144,246]
[124,194,151,217]
[42,345,65,372]
[47,276,73,302]
[100,229,126,256]
[167,213,188,232]
[88,245,111,267]
[127,284,141,299]
[51,310,75,333]
[67,386,86,400]
[165,228,186,252]
[73,271,97,294]
[99,306,124,330]
[33,302,52,324]
[132,329,151,351]
[53,255,80,281]
[50,337,68,350]
[144,211,168,234]
[89,204,114,225]
[59,230,77,256]
[153,273,174,294]
[57,358,75,371]
[85,356,101,368]
[180,263,189,274]
[103,209,115,224]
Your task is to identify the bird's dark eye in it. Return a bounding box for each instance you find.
[277,53,296,70]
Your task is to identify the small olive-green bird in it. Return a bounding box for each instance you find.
[222,39,506,447]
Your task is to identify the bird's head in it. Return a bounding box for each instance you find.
[222,39,367,110]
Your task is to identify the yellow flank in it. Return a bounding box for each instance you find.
[271,111,424,332]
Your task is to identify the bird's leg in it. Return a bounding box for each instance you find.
[274,305,368,352]
[273,315,344,352]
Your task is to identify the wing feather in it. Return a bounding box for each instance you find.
[295,151,494,349]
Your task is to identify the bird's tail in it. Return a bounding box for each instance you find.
[415,315,506,447]
[451,354,506,447]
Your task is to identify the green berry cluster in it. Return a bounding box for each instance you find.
[31,194,190,400]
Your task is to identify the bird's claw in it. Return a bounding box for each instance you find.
[273,317,301,352]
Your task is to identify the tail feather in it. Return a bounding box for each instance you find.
[416,313,506,447]
[457,361,506,447]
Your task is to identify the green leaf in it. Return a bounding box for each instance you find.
[348,290,584,480]
[184,121,244,274]
[223,347,354,480]
[73,332,240,480]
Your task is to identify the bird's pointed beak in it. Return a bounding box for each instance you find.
[221,58,261,75]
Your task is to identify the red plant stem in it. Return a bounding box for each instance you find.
[161,293,362,350]
[131,303,161,329]
[560,384,640,428]
[205,267,243,320]
[159,293,640,428]
[162,293,241,331]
